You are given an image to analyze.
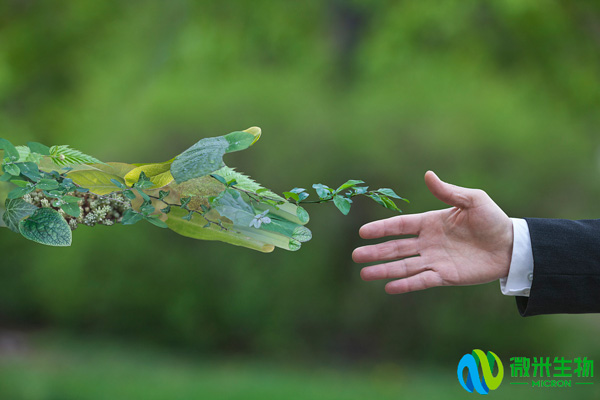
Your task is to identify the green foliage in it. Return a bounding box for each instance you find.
[0,131,405,251]
[18,207,72,246]
[306,180,405,215]
[2,198,38,232]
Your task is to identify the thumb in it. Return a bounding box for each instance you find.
[424,171,478,209]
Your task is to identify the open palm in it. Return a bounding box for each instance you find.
[352,171,514,294]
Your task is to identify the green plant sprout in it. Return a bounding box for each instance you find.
[0,128,407,252]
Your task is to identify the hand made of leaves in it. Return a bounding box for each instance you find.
[0,128,407,252]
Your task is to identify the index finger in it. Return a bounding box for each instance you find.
[359,214,423,239]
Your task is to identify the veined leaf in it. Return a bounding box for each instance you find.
[211,166,284,201]
[171,127,261,183]
[68,169,125,195]
[2,198,38,232]
[18,207,72,247]
[49,145,102,167]
[124,162,174,188]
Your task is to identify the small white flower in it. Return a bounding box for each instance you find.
[249,210,271,229]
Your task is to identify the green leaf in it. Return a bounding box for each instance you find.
[165,206,273,253]
[123,190,137,200]
[27,141,50,156]
[180,196,192,209]
[60,202,81,217]
[210,174,228,185]
[7,186,35,199]
[210,166,285,201]
[110,179,126,189]
[49,145,102,167]
[133,171,154,190]
[36,179,59,190]
[335,180,365,193]
[2,198,38,232]
[333,195,352,215]
[121,209,143,225]
[158,190,170,200]
[145,215,168,228]
[282,192,300,202]
[171,128,261,184]
[15,146,44,164]
[10,180,29,187]
[140,204,155,215]
[289,188,309,201]
[375,188,406,201]
[0,138,20,161]
[18,162,42,182]
[379,195,403,213]
[161,205,171,214]
[353,186,369,195]
[296,206,309,224]
[62,195,81,203]
[135,188,150,202]
[18,208,72,247]
[367,193,385,207]
[68,169,125,195]
[312,183,333,199]
[125,163,174,189]
[3,163,20,176]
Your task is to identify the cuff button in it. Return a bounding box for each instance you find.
[527,273,534,282]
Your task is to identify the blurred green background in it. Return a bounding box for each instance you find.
[1,0,600,399]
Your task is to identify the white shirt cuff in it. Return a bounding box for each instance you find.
[499,218,534,297]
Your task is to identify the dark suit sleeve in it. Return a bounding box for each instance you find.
[516,218,600,316]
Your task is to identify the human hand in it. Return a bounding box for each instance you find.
[352,171,513,294]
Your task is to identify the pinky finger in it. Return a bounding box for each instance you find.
[384,271,443,294]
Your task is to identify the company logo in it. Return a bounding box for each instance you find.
[457,349,504,394]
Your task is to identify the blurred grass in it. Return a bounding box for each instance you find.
[0,333,597,400]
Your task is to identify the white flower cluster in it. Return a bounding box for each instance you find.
[23,190,131,230]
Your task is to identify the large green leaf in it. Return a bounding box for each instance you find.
[124,162,174,188]
[18,208,72,247]
[91,162,136,178]
[166,207,274,253]
[2,198,38,232]
[68,169,125,195]
[171,127,261,183]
